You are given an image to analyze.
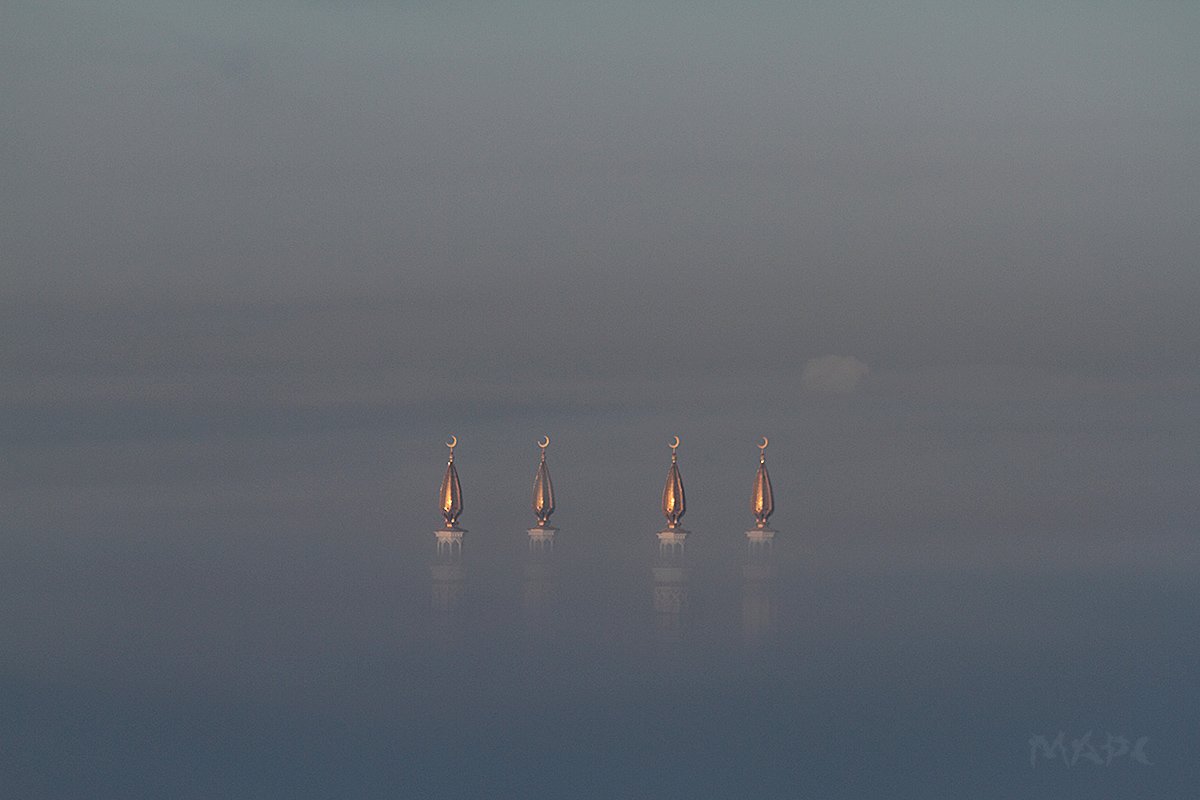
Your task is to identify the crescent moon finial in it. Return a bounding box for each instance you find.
[538,435,550,449]
[669,435,680,450]
[759,436,769,450]
[446,434,457,449]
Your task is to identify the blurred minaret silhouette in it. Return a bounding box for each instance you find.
[431,435,466,631]
[524,436,558,622]
[743,437,777,641]
[742,534,776,642]
[430,541,465,617]
[653,436,689,640]
[653,532,689,641]
[523,553,555,621]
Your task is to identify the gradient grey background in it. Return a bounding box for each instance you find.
[3,2,1198,797]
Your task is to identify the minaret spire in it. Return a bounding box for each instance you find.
[531,435,556,528]
[661,435,686,530]
[750,436,774,530]
[439,434,464,530]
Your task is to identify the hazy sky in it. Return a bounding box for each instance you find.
[6,2,1197,308]
[5,1,1198,530]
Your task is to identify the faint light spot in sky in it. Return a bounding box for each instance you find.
[801,355,869,393]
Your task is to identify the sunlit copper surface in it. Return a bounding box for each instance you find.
[439,436,463,528]
[662,436,686,528]
[751,436,774,528]
[532,435,556,527]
